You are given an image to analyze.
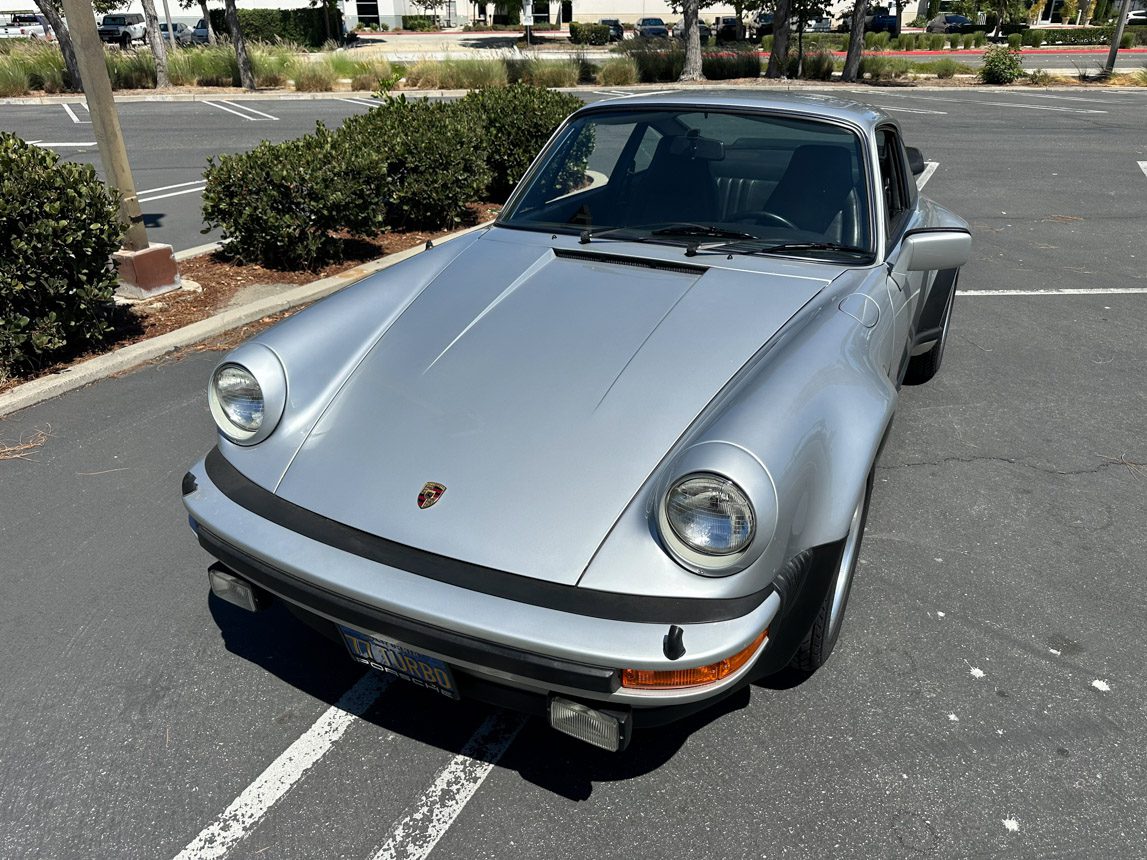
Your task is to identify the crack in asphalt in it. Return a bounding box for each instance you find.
[879,454,1143,478]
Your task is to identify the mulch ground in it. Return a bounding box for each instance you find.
[0,203,501,397]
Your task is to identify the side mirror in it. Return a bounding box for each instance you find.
[905,146,926,177]
[893,228,971,274]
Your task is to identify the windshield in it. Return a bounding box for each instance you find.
[103,16,127,25]
[500,107,873,261]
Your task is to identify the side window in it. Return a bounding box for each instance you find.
[876,126,911,247]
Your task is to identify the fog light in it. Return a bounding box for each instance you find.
[549,697,631,752]
[621,629,767,690]
[208,564,269,612]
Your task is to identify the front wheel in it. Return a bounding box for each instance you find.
[788,471,873,674]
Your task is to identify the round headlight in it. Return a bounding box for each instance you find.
[665,474,756,558]
[213,364,264,433]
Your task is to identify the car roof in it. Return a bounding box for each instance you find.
[578,90,889,131]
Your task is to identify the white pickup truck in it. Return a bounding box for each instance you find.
[0,12,53,40]
[97,13,146,49]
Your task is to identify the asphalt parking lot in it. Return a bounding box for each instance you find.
[1,87,1146,858]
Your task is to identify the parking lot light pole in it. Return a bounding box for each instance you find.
[58,0,180,298]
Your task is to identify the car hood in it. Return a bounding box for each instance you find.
[274,234,829,584]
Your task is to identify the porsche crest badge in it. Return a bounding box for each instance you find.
[418,482,446,509]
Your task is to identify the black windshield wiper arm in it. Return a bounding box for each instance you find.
[648,223,757,241]
[579,226,645,244]
[733,241,868,256]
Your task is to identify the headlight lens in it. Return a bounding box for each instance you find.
[212,364,264,432]
[665,474,755,557]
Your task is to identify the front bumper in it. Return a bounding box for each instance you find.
[183,449,792,719]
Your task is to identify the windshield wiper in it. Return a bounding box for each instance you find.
[579,226,644,244]
[648,223,757,241]
[732,241,869,256]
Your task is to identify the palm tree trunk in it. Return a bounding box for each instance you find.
[140,0,170,88]
[223,0,255,90]
[679,0,704,81]
[34,0,82,91]
[841,0,866,82]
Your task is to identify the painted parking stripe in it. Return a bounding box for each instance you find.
[369,711,526,860]
[883,106,948,115]
[137,179,206,196]
[971,100,1106,114]
[221,99,280,120]
[335,97,379,108]
[202,99,279,121]
[957,287,1147,296]
[31,141,96,148]
[138,185,206,203]
[62,102,90,124]
[170,671,392,860]
[916,161,939,189]
[1139,161,1147,180]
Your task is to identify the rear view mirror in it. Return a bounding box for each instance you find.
[894,228,971,274]
[905,146,926,177]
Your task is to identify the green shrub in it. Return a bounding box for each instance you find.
[973,31,986,47]
[202,124,387,269]
[210,7,344,48]
[325,51,391,81]
[1135,66,1147,86]
[1027,68,1052,85]
[979,43,1024,84]
[250,43,296,87]
[798,50,835,80]
[168,45,238,86]
[703,49,761,79]
[629,47,685,82]
[569,22,609,45]
[515,58,580,87]
[873,32,891,50]
[0,134,123,381]
[291,59,336,91]
[596,56,638,85]
[0,59,29,96]
[948,34,960,49]
[400,15,438,31]
[338,95,490,229]
[761,34,773,52]
[405,58,507,89]
[932,57,960,78]
[459,85,581,202]
[962,33,974,49]
[1007,32,1023,49]
[859,53,912,80]
[864,31,877,49]
[1120,32,1134,48]
[929,33,945,50]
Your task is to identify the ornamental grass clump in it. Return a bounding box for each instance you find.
[0,133,123,382]
[290,58,336,91]
[0,59,29,96]
[597,56,638,86]
[405,58,507,89]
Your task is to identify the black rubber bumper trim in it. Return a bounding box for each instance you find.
[198,526,621,694]
[203,447,773,625]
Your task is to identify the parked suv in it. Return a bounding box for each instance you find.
[98,13,145,49]
[599,18,624,41]
[671,19,712,41]
[635,17,669,38]
[925,13,972,32]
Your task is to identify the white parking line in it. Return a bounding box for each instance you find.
[170,671,391,860]
[973,100,1106,114]
[335,97,380,108]
[31,141,96,148]
[957,287,1147,296]
[62,103,90,124]
[136,179,206,196]
[917,161,939,189]
[138,185,206,203]
[883,106,948,115]
[370,711,526,860]
[202,99,279,121]
[1138,161,1147,180]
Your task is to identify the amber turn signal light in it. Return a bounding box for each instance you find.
[621,629,767,690]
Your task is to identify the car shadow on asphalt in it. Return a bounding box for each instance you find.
[209,592,759,794]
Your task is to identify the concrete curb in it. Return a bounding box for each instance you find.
[0,223,489,419]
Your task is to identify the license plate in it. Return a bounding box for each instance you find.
[338,625,459,699]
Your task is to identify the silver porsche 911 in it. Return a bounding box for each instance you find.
[183,92,970,751]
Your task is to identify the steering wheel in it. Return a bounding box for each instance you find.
[728,210,799,231]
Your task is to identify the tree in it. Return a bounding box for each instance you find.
[841,0,866,81]
[679,0,705,80]
[222,0,254,90]
[33,0,125,92]
[765,0,791,77]
[180,0,216,44]
[140,0,170,88]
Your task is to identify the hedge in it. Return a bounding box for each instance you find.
[1027,25,1146,46]
[209,7,344,49]
[0,133,123,381]
[569,22,609,45]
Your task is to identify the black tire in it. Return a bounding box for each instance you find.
[788,471,873,675]
[903,272,956,386]
[120,33,131,50]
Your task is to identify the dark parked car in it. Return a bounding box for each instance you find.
[926,13,972,32]
[865,11,900,34]
[714,15,742,40]
[192,18,210,44]
[599,18,624,41]
[671,19,712,41]
[635,16,669,38]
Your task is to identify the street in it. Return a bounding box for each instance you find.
[1,86,1146,858]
